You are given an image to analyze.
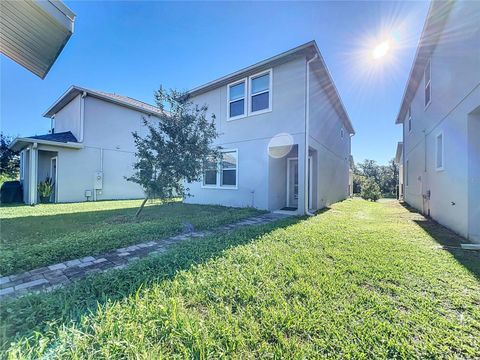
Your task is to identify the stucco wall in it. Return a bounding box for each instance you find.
[48,96,161,203]
[185,56,309,211]
[54,94,81,139]
[308,65,351,207]
[403,1,480,239]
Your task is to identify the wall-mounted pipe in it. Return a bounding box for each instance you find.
[79,91,87,142]
[304,54,318,216]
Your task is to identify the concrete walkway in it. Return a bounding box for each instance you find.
[0,212,291,299]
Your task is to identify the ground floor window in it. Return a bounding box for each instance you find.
[203,149,238,188]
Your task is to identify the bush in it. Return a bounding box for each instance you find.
[360,178,381,201]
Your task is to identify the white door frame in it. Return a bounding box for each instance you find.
[286,156,312,208]
[50,156,58,203]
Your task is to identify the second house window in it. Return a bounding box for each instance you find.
[227,69,272,120]
[250,70,271,113]
[228,80,246,119]
[203,149,238,188]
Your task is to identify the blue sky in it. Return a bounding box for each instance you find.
[1,1,430,165]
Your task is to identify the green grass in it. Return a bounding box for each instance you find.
[0,199,262,275]
[1,199,479,358]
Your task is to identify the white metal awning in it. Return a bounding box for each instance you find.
[0,0,75,79]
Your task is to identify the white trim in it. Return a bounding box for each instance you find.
[408,105,412,133]
[50,156,58,202]
[424,58,431,109]
[286,157,298,208]
[248,68,272,116]
[308,156,313,209]
[406,159,409,186]
[227,79,247,121]
[20,150,25,180]
[201,148,238,190]
[286,156,312,209]
[435,131,444,171]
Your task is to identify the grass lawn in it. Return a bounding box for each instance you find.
[0,199,262,275]
[1,199,479,358]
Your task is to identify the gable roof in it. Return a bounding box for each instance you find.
[188,40,354,135]
[30,131,78,143]
[43,85,162,118]
[395,0,455,124]
[9,131,82,152]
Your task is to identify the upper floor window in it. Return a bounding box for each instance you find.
[203,149,238,188]
[436,132,444,170]
[341,127,344,139]
[228,80,246,119]
[249,70,271,114]
[408,106,412,132]
[424,59,431,108]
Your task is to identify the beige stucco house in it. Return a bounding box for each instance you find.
[10,86,161,204]
[185,41,355,214]
[395,0,480,242]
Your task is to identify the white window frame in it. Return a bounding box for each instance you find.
[201,149,238,190]
[424,58,431,109]
[248,69,273,116]
[435,131,444,171]
[341,127,344,139]
[227,79,247,121]
[408,105,412,133]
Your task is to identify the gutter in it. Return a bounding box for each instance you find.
[305,54,319,216]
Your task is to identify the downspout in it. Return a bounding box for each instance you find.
[79,91,87,142]
[305,54,318,216]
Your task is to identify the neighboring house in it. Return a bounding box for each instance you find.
[394,142,404,200]
[10,86,162,204]
[395,0,480,242]
[0,0,75,79]
[185,41,354,214]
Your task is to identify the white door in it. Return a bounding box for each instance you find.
[287,158,298,208]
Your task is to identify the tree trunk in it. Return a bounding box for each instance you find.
[136,197,149,218]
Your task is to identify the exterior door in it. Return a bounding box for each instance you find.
[287,158,298,208]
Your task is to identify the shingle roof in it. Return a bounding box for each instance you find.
[29,131,78,143]
[43,86,163,118]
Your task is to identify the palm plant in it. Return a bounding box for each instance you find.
[38,177,54,203]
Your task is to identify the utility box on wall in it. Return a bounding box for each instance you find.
[94,172,103,190]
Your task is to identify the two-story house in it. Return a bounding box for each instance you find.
[10,86,161,204]
[184,41,355,214]
[395,0,480,242]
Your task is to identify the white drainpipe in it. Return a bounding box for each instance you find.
[304,54,318,216]
[79,91,87,142]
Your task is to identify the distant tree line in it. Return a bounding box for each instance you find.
[0,133,19,185]
[351,159,398,201]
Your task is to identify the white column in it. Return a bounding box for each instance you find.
[29,144,38,205]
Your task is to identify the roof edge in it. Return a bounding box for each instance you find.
[43,85,161,118]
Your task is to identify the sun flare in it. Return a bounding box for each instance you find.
[372,40,391,59]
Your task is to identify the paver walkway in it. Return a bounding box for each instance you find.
[0,212,291,299]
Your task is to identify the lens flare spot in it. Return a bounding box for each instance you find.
[372,40,390,59]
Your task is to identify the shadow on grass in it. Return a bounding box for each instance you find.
[400,202,480,281]
[0,202,263,275]
[0,215,306,351]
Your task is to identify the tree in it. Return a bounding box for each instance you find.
[128,87,220,217]
[0,133,19,178]
[353,158,398,197]
[360,177,381,201]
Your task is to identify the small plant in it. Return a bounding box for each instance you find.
[38,177,54,203]
[360,177,381,201]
